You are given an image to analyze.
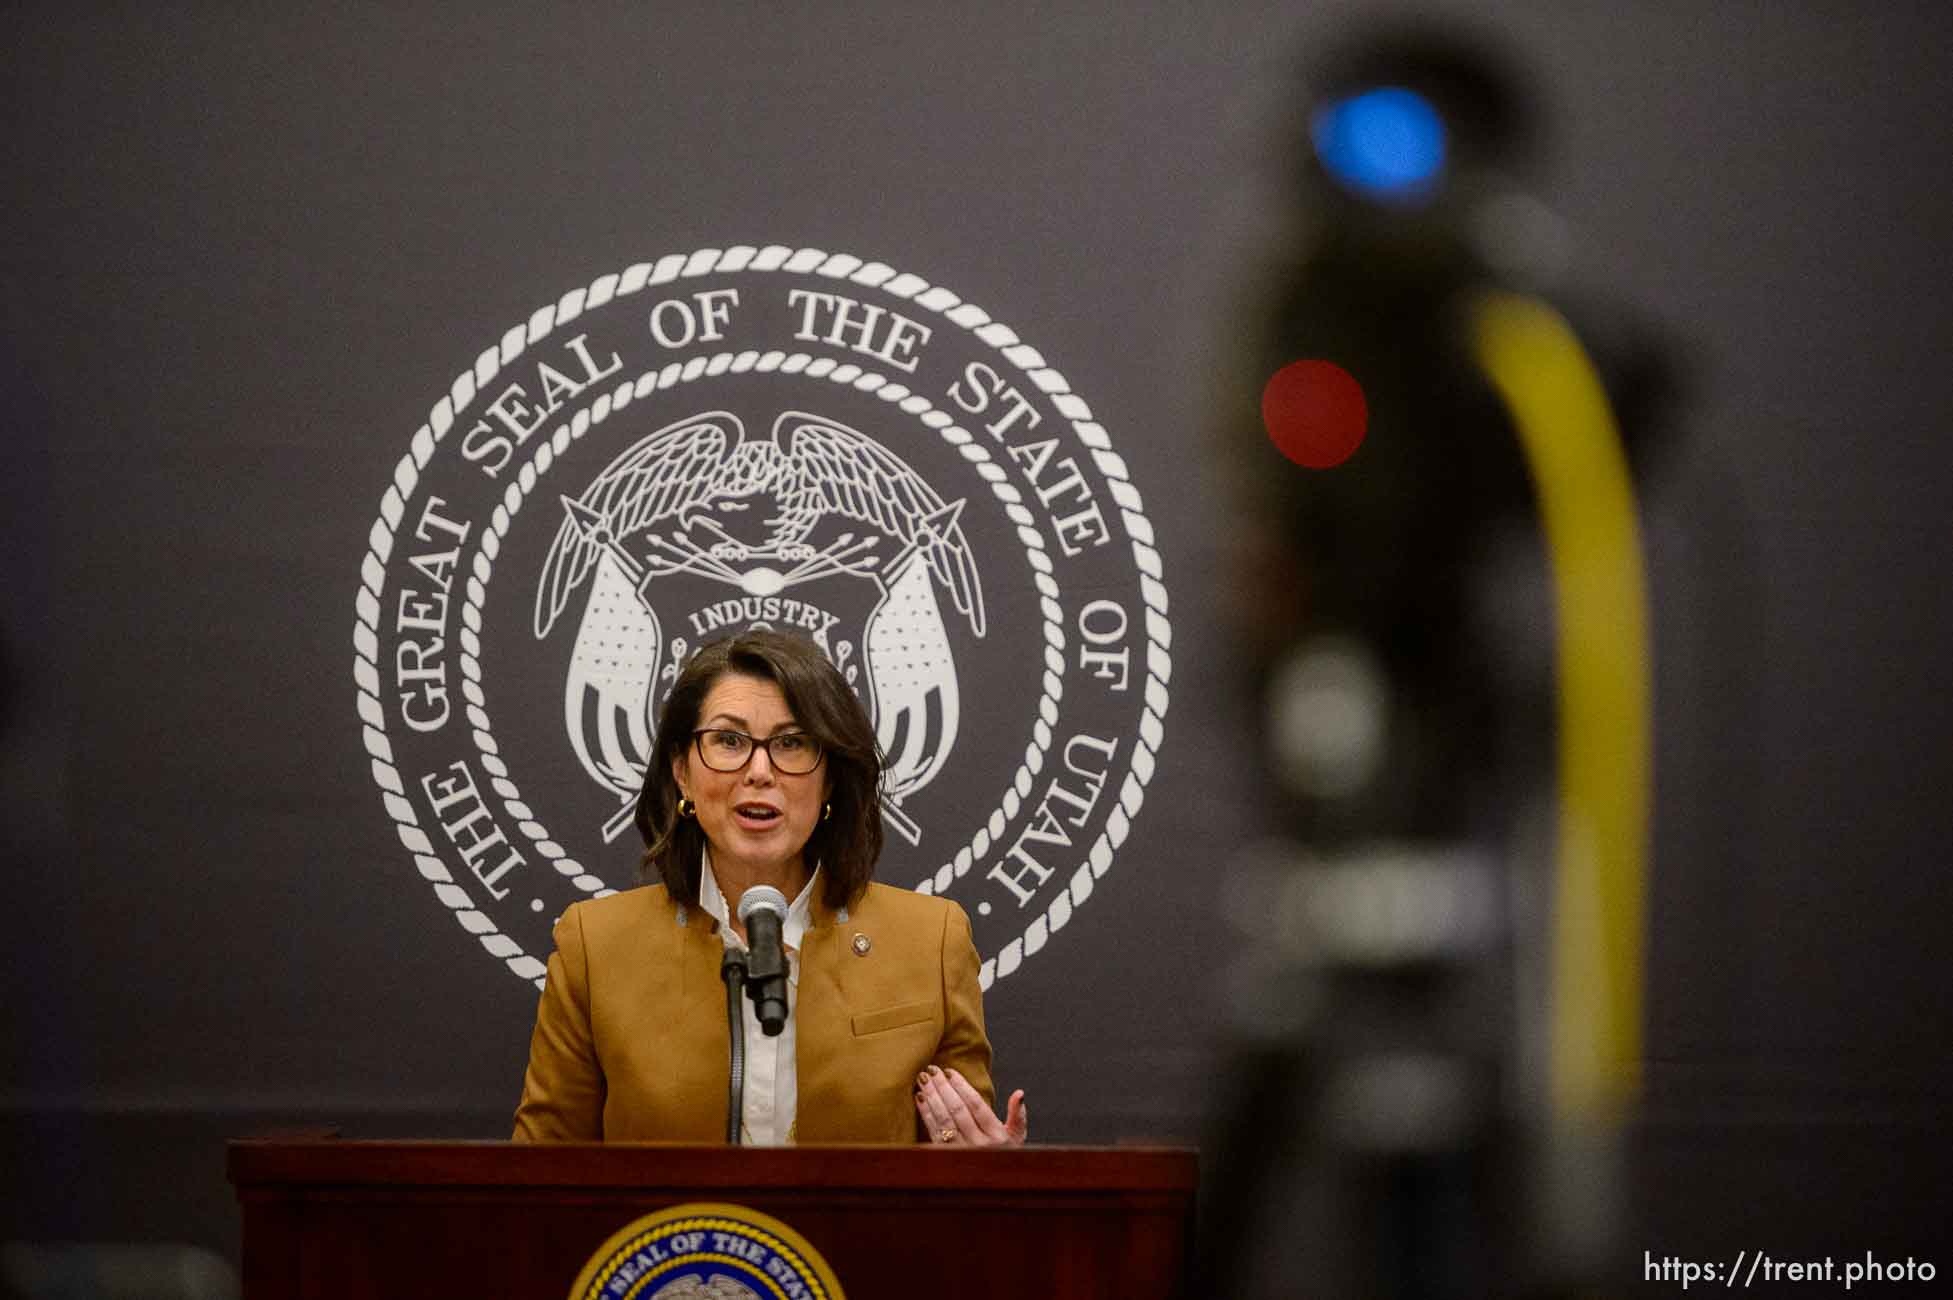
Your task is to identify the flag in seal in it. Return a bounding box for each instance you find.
[352,245,1173,991]
[567,1202,846,1300]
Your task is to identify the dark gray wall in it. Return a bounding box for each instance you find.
[5,0,1948,1282]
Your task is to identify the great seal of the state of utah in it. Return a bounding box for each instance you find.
[352,246,1172,989]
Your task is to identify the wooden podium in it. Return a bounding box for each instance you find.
[227,1139,1196,1299]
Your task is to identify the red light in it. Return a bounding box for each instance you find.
[1261,359,1369,469]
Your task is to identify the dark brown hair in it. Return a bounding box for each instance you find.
[634,629,884,912]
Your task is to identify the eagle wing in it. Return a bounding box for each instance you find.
[533,412,741,639]
[773,411,986,636]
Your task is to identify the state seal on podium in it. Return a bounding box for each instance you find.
[569,1202,846,1300]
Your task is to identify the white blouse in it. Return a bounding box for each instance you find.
[697,852,818,1145]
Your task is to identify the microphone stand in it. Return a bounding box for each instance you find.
[720,947,748,1145]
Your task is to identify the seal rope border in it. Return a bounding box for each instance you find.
[353,245,1172,989]
[452,354,1063,944]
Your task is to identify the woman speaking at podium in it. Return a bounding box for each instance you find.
[512,630,1028,1147]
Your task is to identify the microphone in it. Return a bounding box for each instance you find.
[736,885,790,1037]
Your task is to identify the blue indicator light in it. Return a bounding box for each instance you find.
[1311,86,1448,203]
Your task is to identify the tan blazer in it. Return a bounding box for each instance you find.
[511,881,994,1143]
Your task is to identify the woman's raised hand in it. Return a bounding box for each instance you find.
[915,1064,1028,1147]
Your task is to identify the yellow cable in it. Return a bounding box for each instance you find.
[1468,292,1650,1118]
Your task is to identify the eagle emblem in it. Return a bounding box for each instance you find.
[533,409,986,845]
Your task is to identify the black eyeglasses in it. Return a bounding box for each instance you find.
[691,729,826,775]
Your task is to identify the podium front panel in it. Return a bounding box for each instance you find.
[228,1140,1196,1299]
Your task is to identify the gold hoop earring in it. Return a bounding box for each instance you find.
[677,796,696,818]
[822,802,833,822]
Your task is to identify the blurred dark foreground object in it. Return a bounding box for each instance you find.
[1,1243,240,1300]
[1199,21,1673,1299]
